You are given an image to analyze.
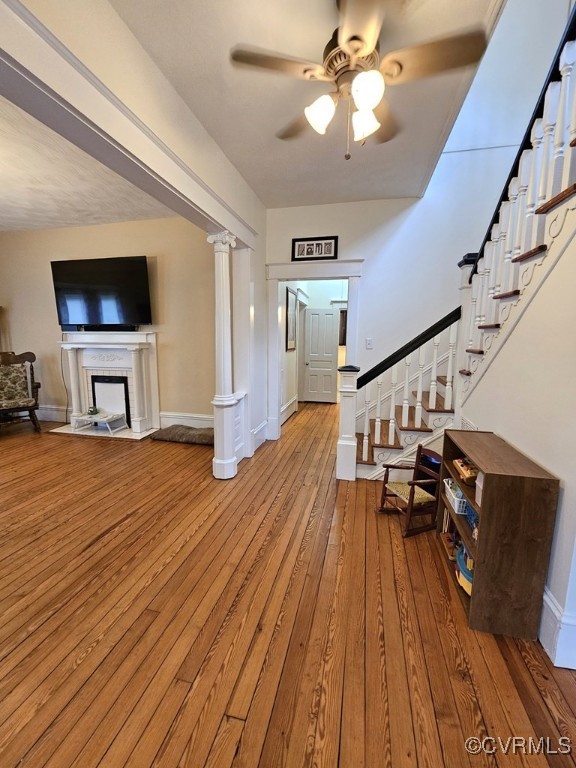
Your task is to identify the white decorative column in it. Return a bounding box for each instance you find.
[128,345,144,432]
[66,347,82,418]
[337,366,360,481]
[209,230,238,479]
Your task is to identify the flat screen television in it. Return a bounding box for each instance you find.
[50,255,153,331]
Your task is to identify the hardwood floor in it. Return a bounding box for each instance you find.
[0,406,575,767]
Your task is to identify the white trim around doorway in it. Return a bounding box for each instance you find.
[266,259,363,440]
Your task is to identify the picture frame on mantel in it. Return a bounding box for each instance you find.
[286,287,297,351]
[291,236,338,262]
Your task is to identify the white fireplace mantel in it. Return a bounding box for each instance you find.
[60,331,160,433]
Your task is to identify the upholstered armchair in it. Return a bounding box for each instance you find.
[0,352,41,432]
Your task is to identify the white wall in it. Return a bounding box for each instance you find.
[0,217,217,419]
[463,238,576,664]
[303,279,348,307]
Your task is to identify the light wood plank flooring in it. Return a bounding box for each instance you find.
[0,405,575,767]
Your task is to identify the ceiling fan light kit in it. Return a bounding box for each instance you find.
[231,0,487,153]
[352,108,381,142]
[351,69,385,111]
[304,93,338,135]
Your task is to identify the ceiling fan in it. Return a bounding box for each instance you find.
[231,0,486,153]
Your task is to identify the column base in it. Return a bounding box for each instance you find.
[212,455,238,480]
[336,438,357,481]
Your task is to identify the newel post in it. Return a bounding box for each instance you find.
[337,365,360,481]
[208,230,238,480]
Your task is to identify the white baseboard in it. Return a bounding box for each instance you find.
[38,404,67,421]
[280,396,298,425]
[160,411,213,429]
[540,588,576,669]
[39,406,214,431]
[251,420,268,454]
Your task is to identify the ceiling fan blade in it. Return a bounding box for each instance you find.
[276,114,310,140]
[337,0,386,58]
[231,47,329,81]
[380,30,487,86]
[372,99,398,143]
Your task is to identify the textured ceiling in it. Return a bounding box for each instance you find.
[0,96,174,232]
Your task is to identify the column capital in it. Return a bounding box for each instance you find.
[208,230,237,251]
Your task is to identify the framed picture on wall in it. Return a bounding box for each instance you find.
[286,287,297,351]
[291,236,338,261]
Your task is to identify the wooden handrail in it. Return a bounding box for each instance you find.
[469,3,576,282]
[357,306,461,390]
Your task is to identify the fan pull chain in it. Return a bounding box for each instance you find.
[345,96,351,160]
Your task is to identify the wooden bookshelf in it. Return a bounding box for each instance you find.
[438,430,559,639]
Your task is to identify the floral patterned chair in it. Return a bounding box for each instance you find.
[0,352,41,432]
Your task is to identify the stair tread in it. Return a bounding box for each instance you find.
[412,390,454,414]
[395,405,433,432]
[437,375,453,386]
[369,418,402,449]
[356,432,376,465]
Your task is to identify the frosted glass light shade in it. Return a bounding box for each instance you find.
[351,70,385,111]
[304,94,337,134]
[352,109,381,142]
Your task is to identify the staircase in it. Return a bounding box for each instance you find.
[335,7,576,482]
[353,309,461,477]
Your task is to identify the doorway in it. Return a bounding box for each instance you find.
[266,260,362,441]
[280,278,348,424]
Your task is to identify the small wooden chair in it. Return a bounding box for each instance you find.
[377,443,441,537]
[0,352,41,432]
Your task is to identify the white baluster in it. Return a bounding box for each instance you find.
[445,323,457,410]
[513,150,532,260]
[550,42,576,199]
[401,355,411,428]
[503,178,519,294]
[429,335,440,410]
[467,273,479,352]
[362,385,370,462]
[388,365,397,445]
[537,82,561,210]
[485,224,500,325]
[414,345,425,428]
[475,254,487,338]
[526,119,544,251]
[374,374,383,445]
[493,204,509,298]
[563,41,576,187]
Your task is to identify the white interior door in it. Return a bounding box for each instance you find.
[302,308,339,403]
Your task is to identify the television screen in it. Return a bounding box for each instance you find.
[50,256,152,330]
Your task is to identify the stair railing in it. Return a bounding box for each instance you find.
[470,4,576,283]
[462,14,576,389]
[336,307,461,478]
